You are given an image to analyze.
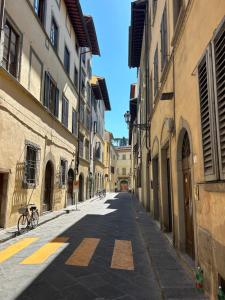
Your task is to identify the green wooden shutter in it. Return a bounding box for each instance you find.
[198,52,218,181]
[213,20,225,179]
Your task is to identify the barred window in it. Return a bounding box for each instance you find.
[24,143,40,187]
[60,159,68,186]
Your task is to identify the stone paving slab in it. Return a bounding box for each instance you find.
[133,195,208,300]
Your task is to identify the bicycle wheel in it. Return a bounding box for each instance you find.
[30,210,39,229]
[17,215,29,234]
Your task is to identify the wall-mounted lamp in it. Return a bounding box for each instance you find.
[124,111,149,130]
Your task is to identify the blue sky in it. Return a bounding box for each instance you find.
[80,0,136,138]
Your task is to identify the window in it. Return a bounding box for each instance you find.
[72,109,78,136]
[111,167,115,174]
[62,96,69,128]
[95,142,101,160]
[122,168,126,175]
[64,45,70,75]
[152,0,157,22]
[75,41,79,54]
[161,7,168,71]
[80,102,84,124]
[81,49,86,65]
[79,134,84,158]
[81,69,86,96]
[93,121,97,134]
[154,46,159,98]
[173,0,183,29]
[43,72,59,117]
[85,140,90,161]
[198,19,225,181]
[3,21,19,78]
[34,0,45,25]
[122,154,126,160]
[60,159,67,186]
[74,66,78,90]
[50,17,58,51]
[24,143,40,187]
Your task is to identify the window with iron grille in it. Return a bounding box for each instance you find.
[85,140,90,161]
[60,159,67,186]
[152,0,157,22]
[74,66,78,89]
[64,45,70,75]
[161,6,168,71]
[43,72,59,117]
[198,18,225,181]
[154,46,159,98]
[50,17,58,51]
[62,96,69,128]
[173,0,183,29]
[34,0,45,25]
[79,135,84,158]
[72,109,78,136]
[3,21,19,78]
[23,143,40,187]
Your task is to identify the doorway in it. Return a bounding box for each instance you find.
[78,174,84,202]
[67,169,74,206]
[0,173,8,228]
[43,161,53,212]
[152,156,160,221]
[182,132,195,259]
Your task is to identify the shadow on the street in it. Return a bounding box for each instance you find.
[15,192,153,300]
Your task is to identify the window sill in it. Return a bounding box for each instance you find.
[200,182,225,193]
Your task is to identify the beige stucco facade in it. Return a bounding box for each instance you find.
[0,0,96,227]
[129,0,225,298]
[115,146,132,192]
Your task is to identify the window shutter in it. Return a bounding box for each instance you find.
[198,53,218,181]
[44,72,50,108]
[54,87,59,118]
[213,21,225,179]
[65,100,68,128]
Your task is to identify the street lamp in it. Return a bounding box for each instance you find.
[124,110,149,130]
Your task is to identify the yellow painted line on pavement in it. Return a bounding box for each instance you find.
[20,237,69,265]
[0,238,38,263]
[111,240,134,271]
[65,238,100,267]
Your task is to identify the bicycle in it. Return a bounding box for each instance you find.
[17,204,39,234]
[95,189,106,199]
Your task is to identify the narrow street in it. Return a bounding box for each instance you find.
[0,193,207,300]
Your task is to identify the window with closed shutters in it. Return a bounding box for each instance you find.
[161,7,168,71]
[62,96,69,128]
[198,53,218,180]
[213,20,225,179]
[154,46,159,98]
[43,72,59,118]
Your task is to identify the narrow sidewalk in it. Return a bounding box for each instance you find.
[132,195,208,300]
[0,193,104,243]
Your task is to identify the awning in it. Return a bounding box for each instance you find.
[64,0,91,48]
[84,16,100,56]
[128,0,147,68]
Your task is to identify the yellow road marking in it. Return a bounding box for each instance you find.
[111,240,134,271]
[65,238,100,267]
[0,238,38,263]
[20,237,69,265]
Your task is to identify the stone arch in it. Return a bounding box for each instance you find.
[152,136,159,159]
[43,160,54,212]
[176,118,196,259]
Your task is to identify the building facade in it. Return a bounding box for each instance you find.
[128,0,225,298]
[104,130,118,192]
[0,0,99,227]
[90,76,111,195]
[115,145,132,192]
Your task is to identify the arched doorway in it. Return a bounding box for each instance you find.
[67,169,74,206]
[120,180,128,191]
[182,131,195,259]
[43,161,53,212]
[78,173,84,202]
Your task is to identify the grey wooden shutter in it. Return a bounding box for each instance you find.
[198,52,218,181]
[213,20,225,179]
[54,87,59,118]
[44,72,50,108]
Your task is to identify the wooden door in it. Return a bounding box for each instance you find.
[166,158,172,232]
[182,132,195,259]
[0,174,3,227]
[153,157,160,221]
[43,162,53,211]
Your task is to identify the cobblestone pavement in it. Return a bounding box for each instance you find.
[0,193,207,300]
